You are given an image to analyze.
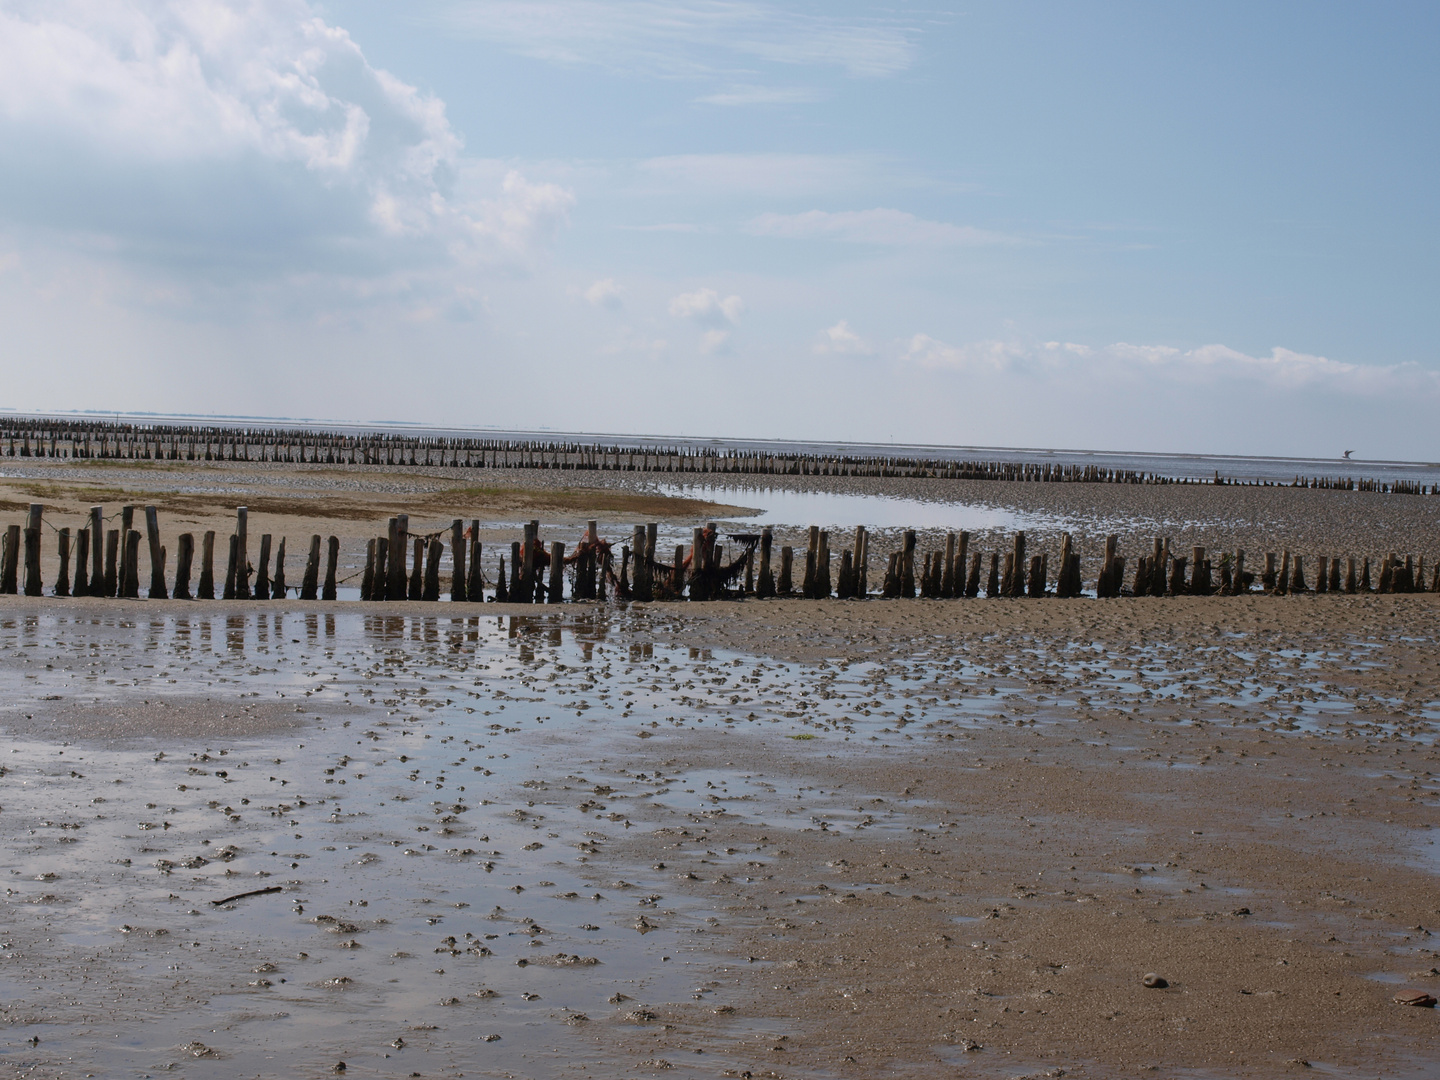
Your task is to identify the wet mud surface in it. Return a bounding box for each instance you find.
[0,599,1437,1078]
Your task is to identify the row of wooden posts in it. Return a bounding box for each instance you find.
[3,417,1436,494]
[1,505,1436,602]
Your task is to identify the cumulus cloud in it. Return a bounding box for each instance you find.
[0,0,571,289]
[668,287,743,327]
[748,209,1015,246]
[815,319,871,355]
[584,277,624,308]
[902,335,1440,398]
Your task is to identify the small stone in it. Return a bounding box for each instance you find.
[1141,973,1168,989]
[1393,990,1436,1007]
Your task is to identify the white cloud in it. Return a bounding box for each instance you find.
[0,0,573,290]
[815,319,871,356]
[749,209,1015,246]
[669,287,743,327]
[584,277,623,308]
[903,335,1440,398]
[696,85,824,106]
[434,1,916,78]
[699,328,731,353]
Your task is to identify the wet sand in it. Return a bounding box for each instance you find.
[0,595,1435,1078]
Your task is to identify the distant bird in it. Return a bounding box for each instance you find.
[1343,450,1353,459]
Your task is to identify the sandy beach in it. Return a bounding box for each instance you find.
[0,464,1436,1078]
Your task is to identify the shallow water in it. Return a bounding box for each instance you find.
[0,608,1435,1077]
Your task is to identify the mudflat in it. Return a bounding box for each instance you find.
[0,592,1435,1078]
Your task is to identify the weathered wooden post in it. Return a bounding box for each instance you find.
[174,533,194,600]
[234,507,250,599]
[509,539,522,600]
[757,527,774,598]
[630,525,647,601]
[72,528,90,597]
[646,523,659,593]
[778,547,794,595]
[548,542,564,603]
[986,552,1000,597]
[89,506,104,595]
[1025,554,1043,597]
[409,536,425,600]
[1188,546,1208,595]
[22,505,43,597]
[104,530,119,596]
[1360,557,1371,592]
[941,532,956,597]
[1149,538,1166,597]
[1262,553,1277,592]
[223,534,239,598]
[1133,556,1149,597]
[394,515,414,601]
[1329,557,1341,593]
[519,522,538,603]
[424,537,443,601]
[856,526,869,597]
[301,535,321,600]
[817,530,832,598]
[116,506,135,598]
[450,520,466,603]
[901,530,917,597]
[54,528,71,597]
[802,526,819,598]
[375,536,390,600]
[272,537,287,599]
[122,530,142,598]
[1167,555,1187,596]
[144,506,167,599]
[255,535,273,599]
[322,536,339,600]
[198,531,216,600]
[1315,555,1329,594]
[361,540,376,600]
[965,551,981,598]
[466,521,483,602]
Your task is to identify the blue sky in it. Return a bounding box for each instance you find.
[1,1,1437,458]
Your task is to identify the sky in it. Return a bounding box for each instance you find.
[1,0,1438,459]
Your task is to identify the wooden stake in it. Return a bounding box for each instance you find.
[986,552,1000,597]
[117,505,134,598]
[89,506,104,596]
[22,504,42,597]
[409,536,425,600]
[301,535,321,600]
[901,530,917,597]
[323,536,339,601]
[140,505,165,599]
[198,531,216,600]
[965,551,981,598]
[105,529,119,596]
[174,533,194,600]
[450,520,466,603]
[54,527,71,597]
[72,528,90,597]
[548,541,564,603]
[778,547,794,595]
[942,532,956,597]
[424,537,443,601]
[122,529,141,598]
[272,537,287,599]
[817,530,831,598]
[234,507,250,599]
[255,534,272,599]
[757,527,774,598]
[361,539,376,601]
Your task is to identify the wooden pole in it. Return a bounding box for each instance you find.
[942,532,956,598]
[255,534,272,599]
[1315,555,1328,594]
[104,529,119,596]
[198,531,216,600]
[122,530,142,598]
[272,537,287,599]
[144,506,168,599]
[89,506,104,595]
[117,505,134,598]
[224,533,239,598]
[54,527,71,597]
[855,526,869,598]
[174,533,194,600]
[323,536,339,600]
[466,520,482,601]
[301,535,321,600]
[234,507,250,599]
[396,515,414,601]
[23,504,42,596]
[630,525,646,601]
[803,526,819,598]
[548,541,564,603]
[72,528,89,597]
[375,537,390,600]
[409,536,425,600]
[510,540,522,601]
[901,529,917,597]
[424,537,443,601]
[361,539,376,601]
[986,552,1000,597]
[965,551,981,598]
[817,530,831,598]
[778,547,794,595]
[450,520,466,602]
